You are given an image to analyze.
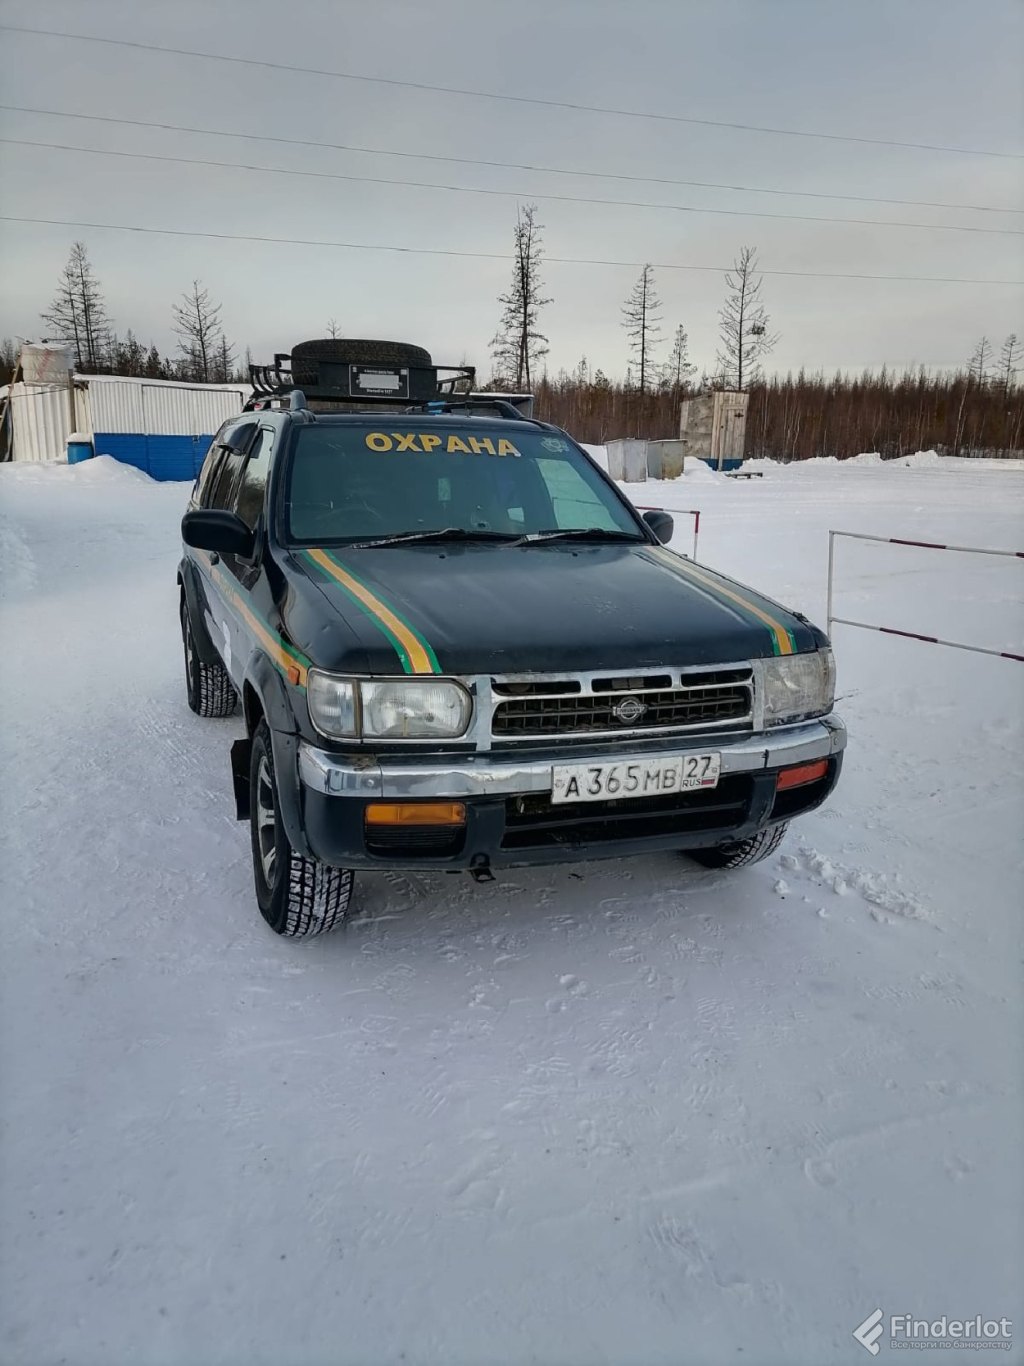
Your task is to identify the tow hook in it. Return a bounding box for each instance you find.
[468,856,494,884]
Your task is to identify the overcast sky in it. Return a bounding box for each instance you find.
[1,0,1021,382]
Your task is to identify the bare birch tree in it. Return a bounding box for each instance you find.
[967,336,993,384]
[996,334,1020,394]
[41,241,112,371]
[173,280,224,383]
[716,246,777,391]
[664,323,696,392]
[621,265,662,396]
[490,204,551,389]
[211,333,237,383]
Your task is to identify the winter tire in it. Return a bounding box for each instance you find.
[291,338,432,386]
[250,721,354,937]
[181,598,237,718]
[689,821,790,869]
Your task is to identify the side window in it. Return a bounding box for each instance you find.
[193,442,224,508]
[206,449,245,509]
[234,427,275,529]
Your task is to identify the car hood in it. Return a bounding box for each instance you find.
[282,542,823,677]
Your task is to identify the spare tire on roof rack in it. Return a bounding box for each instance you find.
[247,338,480,409]
[290,338,433,386]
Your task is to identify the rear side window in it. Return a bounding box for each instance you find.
[206,448,246,510]
[235,427,275,529]
[193,442,223,507]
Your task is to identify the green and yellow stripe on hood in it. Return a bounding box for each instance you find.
[301,549,442,675]
[645,547,798,657]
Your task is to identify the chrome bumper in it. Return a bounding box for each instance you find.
[298,715,847,800]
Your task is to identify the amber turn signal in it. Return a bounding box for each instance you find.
[775,759,829,792]
[365,802,467,827]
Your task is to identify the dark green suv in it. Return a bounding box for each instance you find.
[179,340,845,937]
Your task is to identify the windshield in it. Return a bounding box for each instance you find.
[283,423,643,544]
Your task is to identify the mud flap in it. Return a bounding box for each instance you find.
[230,737,252,820]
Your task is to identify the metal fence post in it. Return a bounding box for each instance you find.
[826,530,835,637]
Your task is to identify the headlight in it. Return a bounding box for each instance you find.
[361,679,472,738]
[307,672,358,738]
[307,672,472,740]
[761,649,835,725]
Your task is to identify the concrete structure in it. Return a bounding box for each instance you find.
[679,391,749,471]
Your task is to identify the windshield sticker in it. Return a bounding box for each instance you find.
[364,432,521,457]
[541,436,570,452]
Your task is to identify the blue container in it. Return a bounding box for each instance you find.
[67,433,94,465]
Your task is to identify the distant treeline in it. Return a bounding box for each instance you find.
[529,369,1024,459]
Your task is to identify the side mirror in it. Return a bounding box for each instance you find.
[642,509,674,544]
[182,509,255,558]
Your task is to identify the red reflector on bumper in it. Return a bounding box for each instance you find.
[775,758,829,792]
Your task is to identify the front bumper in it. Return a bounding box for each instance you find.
[294,715,846,870]
[296,715,851,863]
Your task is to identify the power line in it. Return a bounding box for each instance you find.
[1,214,1019,286]
[2,23,1020,161]
[5,137,1020,238]
[2,103,1019,217]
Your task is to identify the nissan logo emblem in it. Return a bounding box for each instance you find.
[611,695,647,725]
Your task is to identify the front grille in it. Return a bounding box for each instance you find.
[501,776,751,851]
[491,669,752,739]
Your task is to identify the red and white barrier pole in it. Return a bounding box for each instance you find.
[832,529,1024,560]
[635,506,701,560]
[827,529,1024,662]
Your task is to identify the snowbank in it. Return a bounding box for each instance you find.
[72,454,158,484]
[586,444,953,484]
[746,449,944,473]
[1,454,159,486]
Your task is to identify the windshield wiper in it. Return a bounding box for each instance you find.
[511,528,644,546]
[347,527,521,548]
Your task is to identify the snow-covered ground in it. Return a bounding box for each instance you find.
[1,454,1022,1366]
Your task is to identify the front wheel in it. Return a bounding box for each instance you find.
[181,598,236,718]
[249,721,354,937]
[689,822,790,869]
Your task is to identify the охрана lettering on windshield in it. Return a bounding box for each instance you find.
[363,432,522,456]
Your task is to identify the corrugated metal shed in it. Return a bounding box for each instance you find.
[0,382,80,463]
[2,375,248,478]
[86,377,248,436]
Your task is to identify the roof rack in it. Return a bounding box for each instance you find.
[407,397,533,422]
[246,351,478,411]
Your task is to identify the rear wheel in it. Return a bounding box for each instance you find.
[689,822,790,869]
[250,721,354,937]
[181,598,236,718]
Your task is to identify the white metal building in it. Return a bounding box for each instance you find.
[0,374,249,480]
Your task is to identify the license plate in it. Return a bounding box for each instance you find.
[349,364,409,397]
[550,753,721,805]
